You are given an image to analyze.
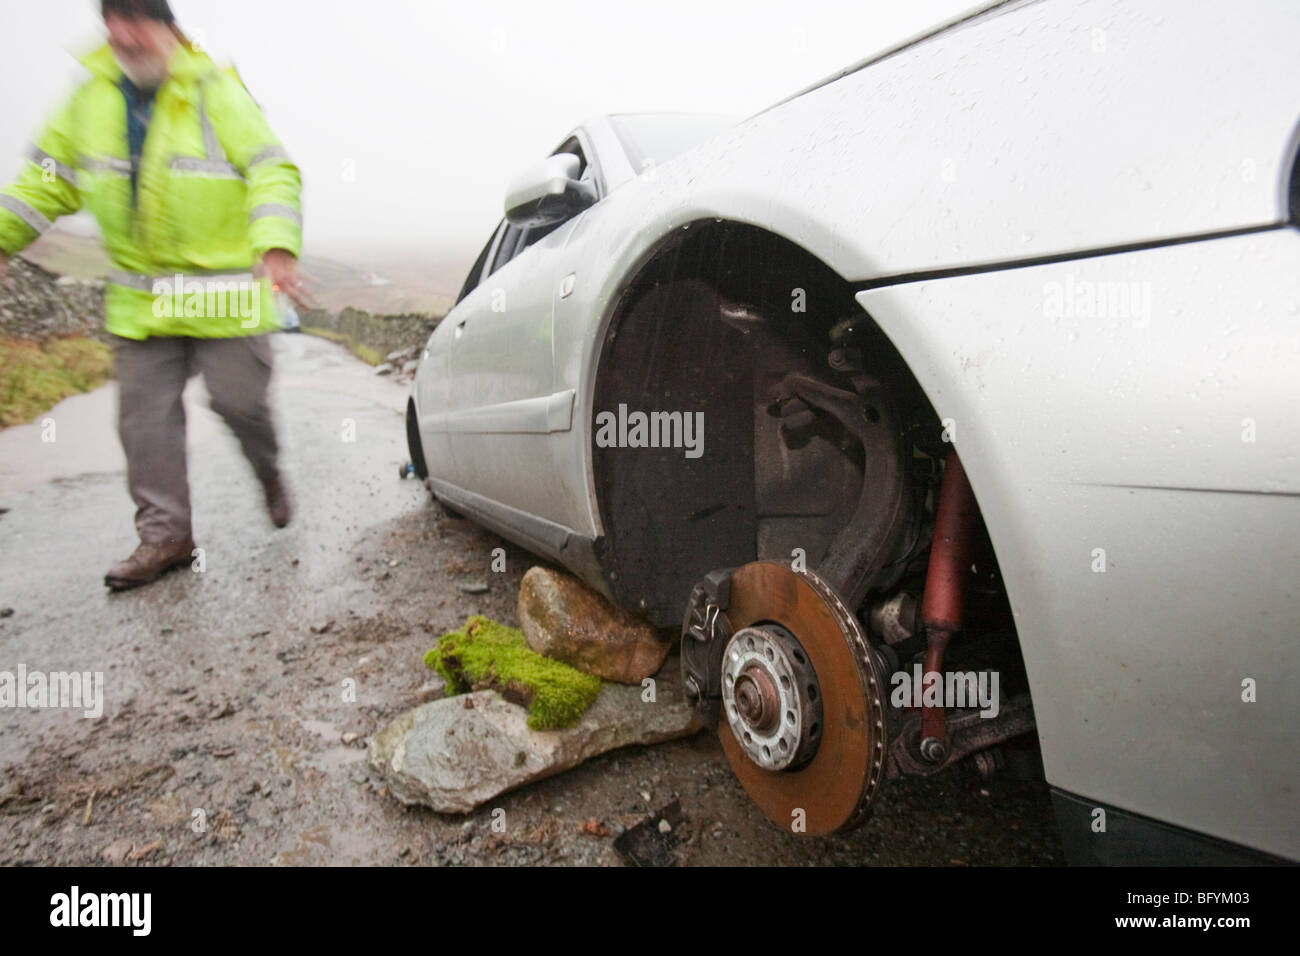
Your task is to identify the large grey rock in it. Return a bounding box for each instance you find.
[368,662,699,813]
[518,566,671,684]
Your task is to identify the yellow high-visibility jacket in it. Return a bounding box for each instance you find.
[0,42,302,339]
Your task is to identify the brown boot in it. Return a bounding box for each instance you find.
[104,537,197,591]
[262,474,291,528]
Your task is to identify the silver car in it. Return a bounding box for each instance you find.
[409,0,1300,863]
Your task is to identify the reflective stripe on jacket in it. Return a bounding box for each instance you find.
[0,42,303,339]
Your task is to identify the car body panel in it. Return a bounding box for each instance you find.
[575,0,1299,286]
[857,227,1300,859]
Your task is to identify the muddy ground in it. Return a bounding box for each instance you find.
[0,334,1063,866]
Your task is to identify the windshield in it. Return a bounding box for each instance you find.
[609,113,735,171]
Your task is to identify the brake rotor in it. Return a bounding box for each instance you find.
[716,561,888,835]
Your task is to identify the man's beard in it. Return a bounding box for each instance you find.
[115,51,169,90]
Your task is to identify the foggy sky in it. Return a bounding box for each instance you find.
[1,0,974,258]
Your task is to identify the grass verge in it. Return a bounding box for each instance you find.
[0,335,113,428]
[302,325,383,366]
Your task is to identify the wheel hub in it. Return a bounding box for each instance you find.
[699,561,890,835]
[721,625,823,771]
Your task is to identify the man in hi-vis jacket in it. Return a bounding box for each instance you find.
[0,0,310,590]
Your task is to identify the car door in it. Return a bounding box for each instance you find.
[416,220,503,487]
[437,143,598,523]
[438,222,574,519]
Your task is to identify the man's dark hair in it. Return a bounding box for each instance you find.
[101,0,175,22]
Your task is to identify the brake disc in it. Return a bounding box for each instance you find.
[714,561,889,835]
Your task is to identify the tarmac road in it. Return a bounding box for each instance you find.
[0,332,1063,866]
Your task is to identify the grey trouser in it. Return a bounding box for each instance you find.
[111,334,279,545]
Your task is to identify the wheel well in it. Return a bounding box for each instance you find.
[589,221,1024,694]
[591,220,914,620]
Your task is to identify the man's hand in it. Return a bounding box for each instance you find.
[260,248,313,310]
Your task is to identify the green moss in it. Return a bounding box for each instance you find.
[425,615,602,729]
[0,336,112,428]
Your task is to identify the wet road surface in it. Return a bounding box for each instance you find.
[0,333,1063,865]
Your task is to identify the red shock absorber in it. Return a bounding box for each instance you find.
[918,452,977,762]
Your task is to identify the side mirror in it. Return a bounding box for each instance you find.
[504,153,598,228]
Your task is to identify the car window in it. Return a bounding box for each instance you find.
[491,217,569,275]
[488,221,527,276]
[456,221,505,304]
